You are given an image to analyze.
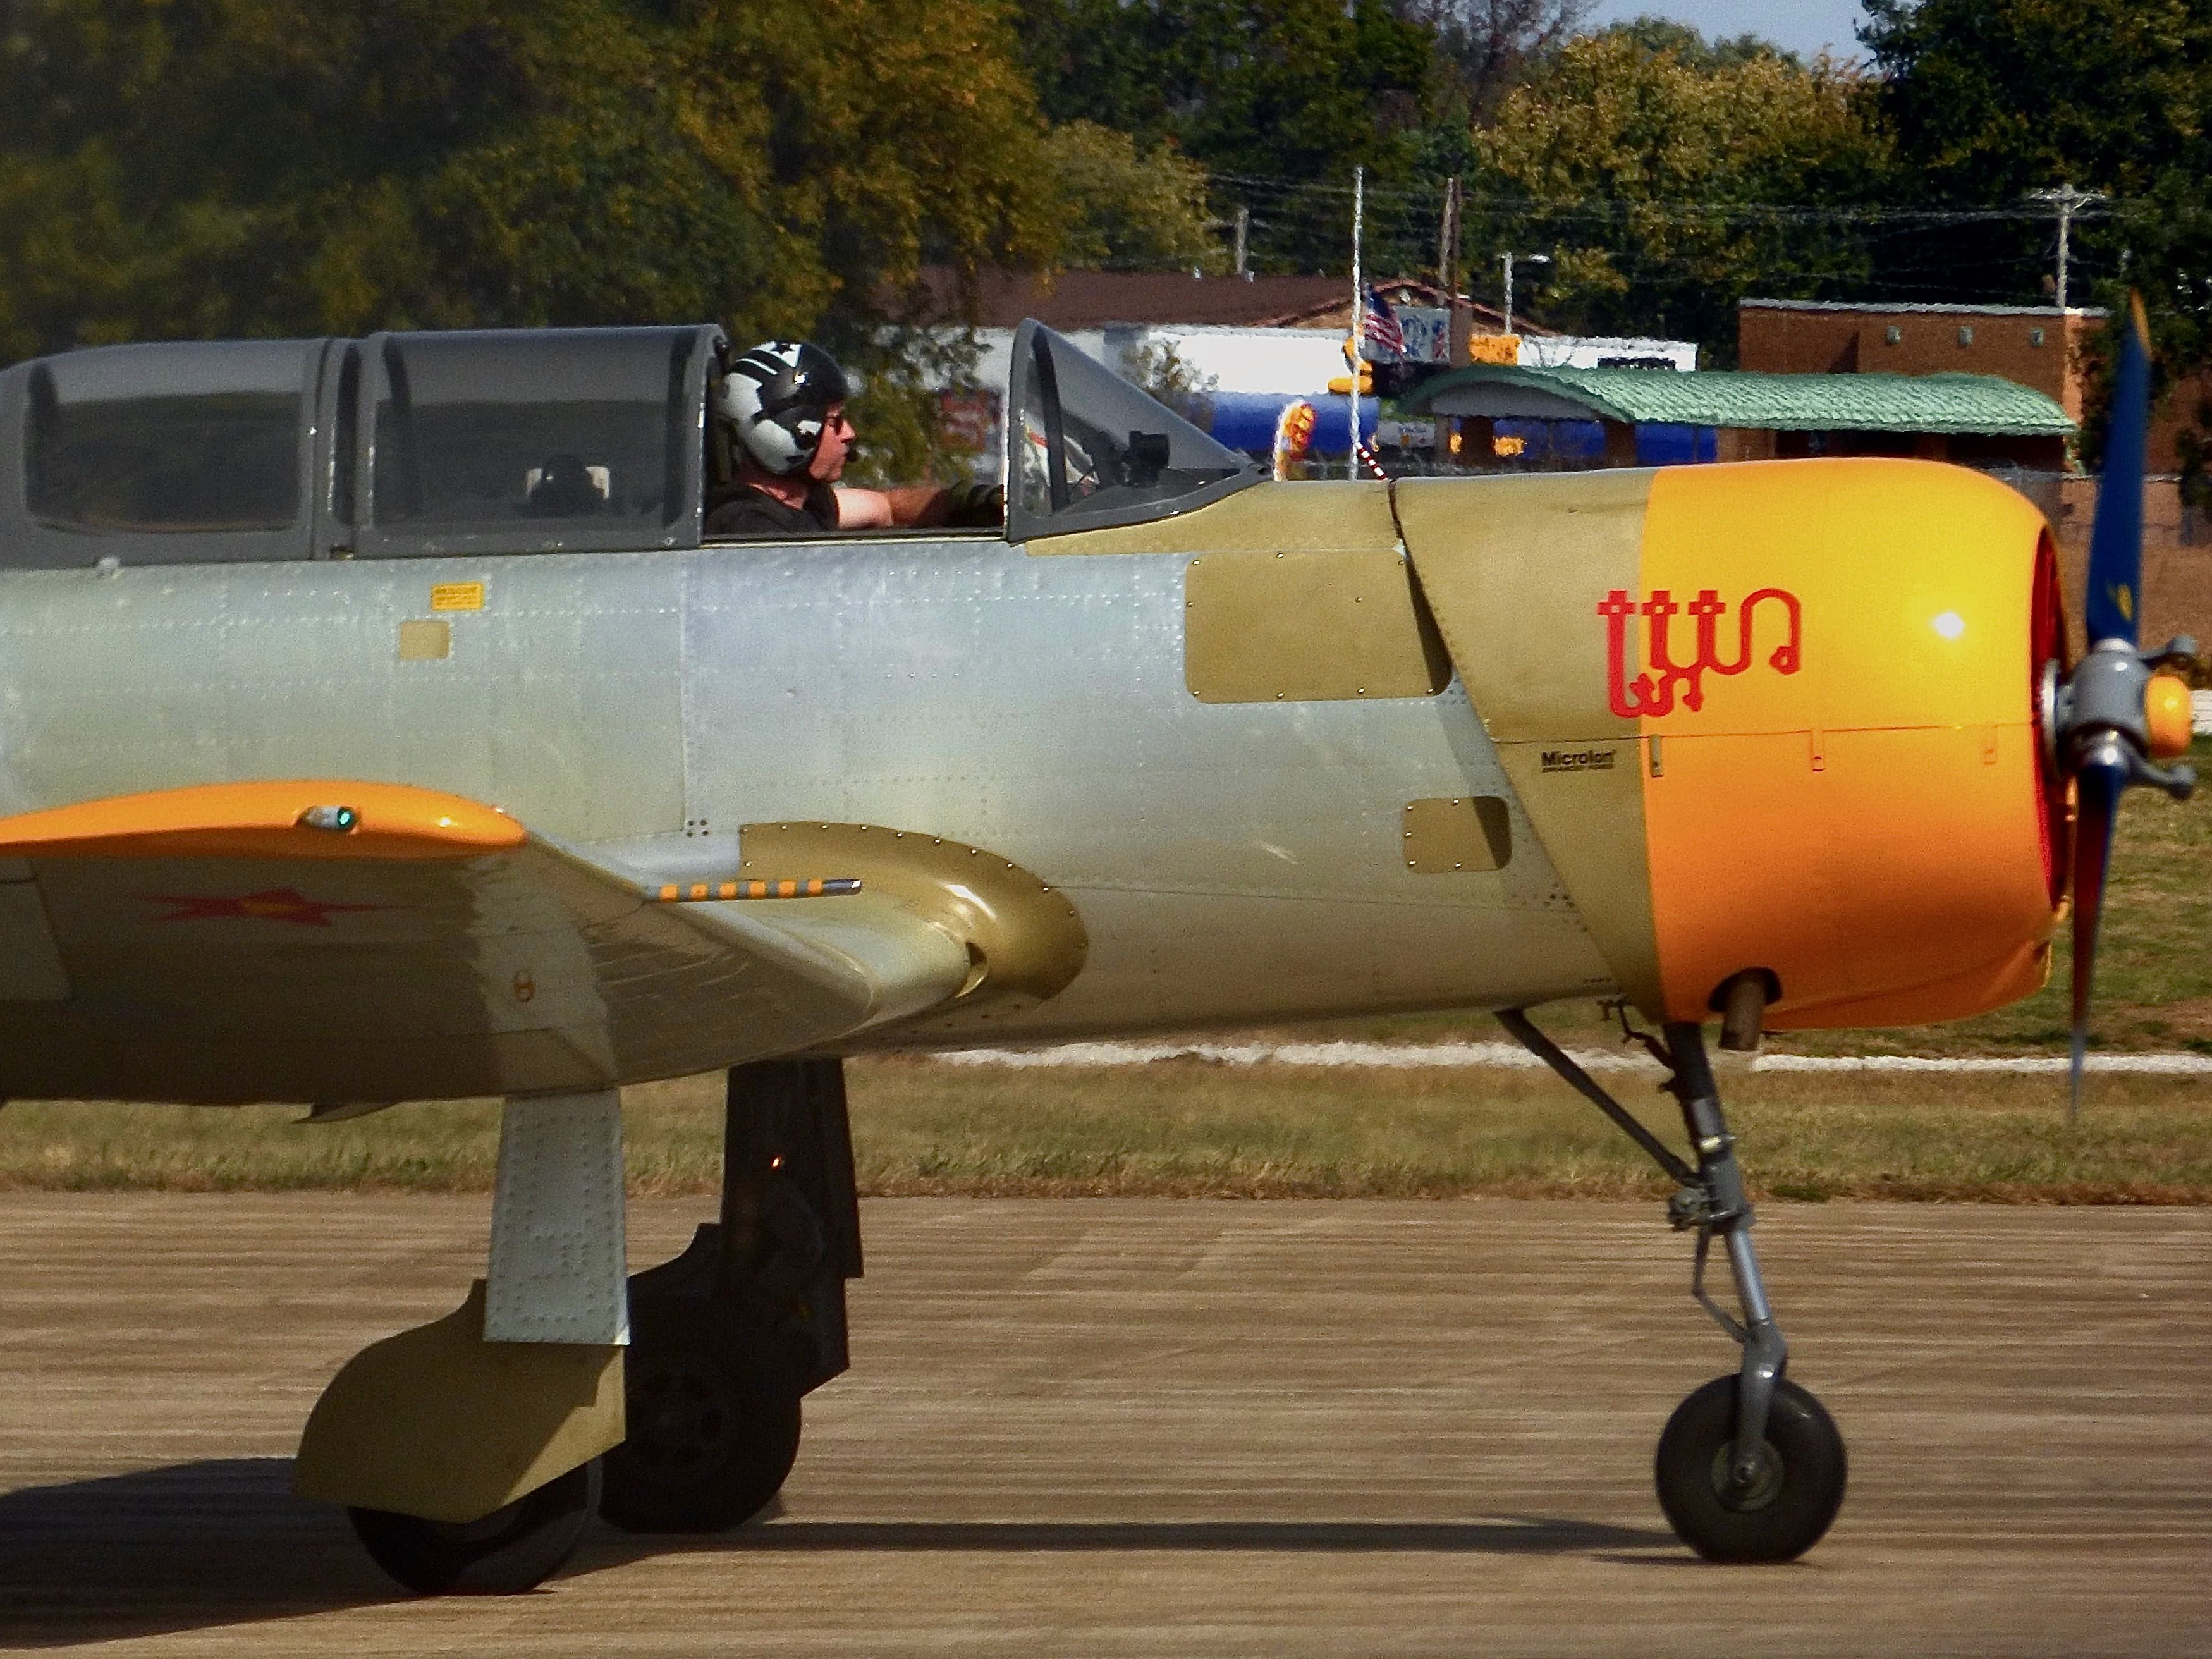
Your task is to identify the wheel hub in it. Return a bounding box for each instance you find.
[1709,1440,1783,1512]
[630,1366,737,1473]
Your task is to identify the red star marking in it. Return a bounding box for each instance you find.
[140,887,393,927]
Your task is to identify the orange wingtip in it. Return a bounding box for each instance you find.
[0,781,525,862]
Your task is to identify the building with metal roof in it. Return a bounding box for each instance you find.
[1738,297,2103,426]
[1402,364,2075,470]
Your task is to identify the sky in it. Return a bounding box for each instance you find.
[1580,0,1873,61]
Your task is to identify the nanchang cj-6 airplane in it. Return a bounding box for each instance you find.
[0,305,2191,1593]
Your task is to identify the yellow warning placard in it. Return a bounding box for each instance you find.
[429,582,485,613]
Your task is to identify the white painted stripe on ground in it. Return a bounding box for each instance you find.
[1755,1051,2212,1074]
[935,1039,1644,1070]
[2192,688,2212,735]
[932,1039,2212,1075]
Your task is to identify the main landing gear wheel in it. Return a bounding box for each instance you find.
[1655,1375,1847,1563]
[1498,1005,1850,1564]
[598,1308,804,1534]
[348,1458,601,1595]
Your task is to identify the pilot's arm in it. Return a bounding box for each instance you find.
[833,483,1002,530]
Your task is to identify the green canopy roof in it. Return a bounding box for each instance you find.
[1402,365,2075,437]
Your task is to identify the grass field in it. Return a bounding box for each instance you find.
[4,1052,2209,1204]
[2,743,2208,1202]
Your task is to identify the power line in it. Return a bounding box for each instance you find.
[1205,169,2160,231]
[2026,183,2108,309]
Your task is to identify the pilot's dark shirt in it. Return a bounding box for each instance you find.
[704,482,840,537]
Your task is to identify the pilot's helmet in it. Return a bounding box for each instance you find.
[715,341,852,476]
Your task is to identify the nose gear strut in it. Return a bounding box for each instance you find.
[1498,1007,1847,1562]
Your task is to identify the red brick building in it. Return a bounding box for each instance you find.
[1739,297,2212,477]
[1739,299,2103,426]
[1738,300,2211,627]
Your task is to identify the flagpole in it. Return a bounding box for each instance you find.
[1349,166,1364,482]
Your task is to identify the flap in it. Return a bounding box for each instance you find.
[0,781,972,1104]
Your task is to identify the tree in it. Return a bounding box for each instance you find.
[1013,0,1438,272]
[1861,0,2212,310]
[1602,16,1807,70]
[1469,26,1891,357]
[1395,0,1595,121]
[0,0,1063,366]
[1861,0,2212,478]
[1862,0,2209,208]
[1040,122,1225,272]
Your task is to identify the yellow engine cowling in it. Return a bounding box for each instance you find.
[1634,460,2061,1028]
[1398,458,2065,1031]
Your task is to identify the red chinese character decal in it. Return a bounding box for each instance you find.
[141,887,393,927]
[1599,586,1802,718]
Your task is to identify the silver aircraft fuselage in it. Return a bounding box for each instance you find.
[0,536,1611,1050]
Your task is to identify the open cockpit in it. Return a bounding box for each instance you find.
[0,319,1261,568]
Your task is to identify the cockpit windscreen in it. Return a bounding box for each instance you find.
[1004,321,1257,542]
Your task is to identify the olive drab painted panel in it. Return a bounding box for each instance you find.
[1183,547,1451,703]
[1395,469,1665,1016]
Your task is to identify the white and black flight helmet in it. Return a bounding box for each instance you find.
[715,341,852,476]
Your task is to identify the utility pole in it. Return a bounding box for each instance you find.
[1436,176,1461,294]
[2028,183,2106,310]
[1500,250,1549,338]
[1233,204,1250,280]
[1350,166,1365,482]
[1438,176,1465,365]
[1436,176,1464,468]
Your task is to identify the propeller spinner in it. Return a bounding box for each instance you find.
[2046,295,2198,1115]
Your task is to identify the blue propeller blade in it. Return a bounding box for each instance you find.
[2068,756,2124,1120]
[2084,297,2152,647]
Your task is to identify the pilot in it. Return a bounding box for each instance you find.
[707,341,999,537]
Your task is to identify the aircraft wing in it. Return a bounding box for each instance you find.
[0,781,972,1105]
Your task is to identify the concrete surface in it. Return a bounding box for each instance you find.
[0,1194,2206,1655]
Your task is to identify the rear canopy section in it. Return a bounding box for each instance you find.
[0,326,725,569]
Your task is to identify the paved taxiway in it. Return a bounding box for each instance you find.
[1,1194,2206,1656]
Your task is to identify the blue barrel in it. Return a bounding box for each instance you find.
[1195,391,1382,459]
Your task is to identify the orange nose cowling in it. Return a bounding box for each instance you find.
[1637,460,2058,1030]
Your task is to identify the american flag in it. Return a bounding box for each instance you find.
[1361,286,1405,358]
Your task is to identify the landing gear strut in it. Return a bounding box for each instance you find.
[1500,1009,1847,1562]
[599,1059,862,1534]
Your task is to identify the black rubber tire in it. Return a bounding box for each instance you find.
[598,1307,804,1534]
[349,1458,600,1595]
[1654,1375,1847,1563]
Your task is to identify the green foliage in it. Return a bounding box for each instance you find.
[1599,16,1802,71]
[841,328,993,487]
[1862,0,2212,450]
[0,0,1064,364]
[1015,0,1438,272]
[1395,0,1594,123]
[1017,0,1433,180]
[1120,338,1218,422]
[1862,0,2210,205]
[1041,121,1225,272]
[1469,29,1891,355]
